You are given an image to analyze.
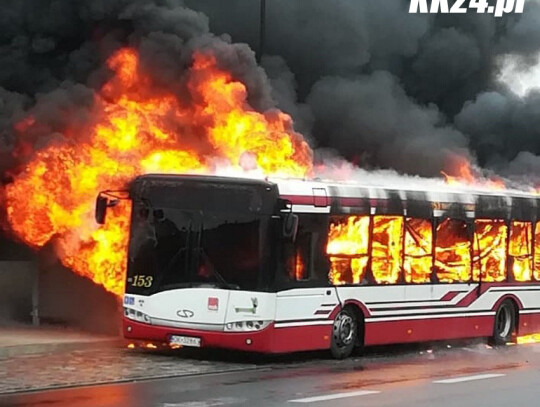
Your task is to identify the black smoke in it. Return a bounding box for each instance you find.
[184,0,540,181]
[0,0,275,174]
[2,0,540,181]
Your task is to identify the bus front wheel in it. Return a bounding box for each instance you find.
[330,307,357,359]
[491,300,517,346]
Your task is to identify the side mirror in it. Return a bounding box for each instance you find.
[95,190,126,224]
[95,195,109,225]
[282,213,299,242]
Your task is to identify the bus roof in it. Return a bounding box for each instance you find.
[268,176,540,219]
[131,173,540,219]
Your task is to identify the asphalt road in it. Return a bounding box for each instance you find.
[2,341,539,407]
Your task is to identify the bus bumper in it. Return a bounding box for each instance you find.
[123,317,332,353]
[123,317,274,353]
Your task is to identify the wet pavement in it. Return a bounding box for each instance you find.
[0,327,120,359]
[0,347,257,394]
[1,340,540,406]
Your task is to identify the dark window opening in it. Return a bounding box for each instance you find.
[286,232,312,281]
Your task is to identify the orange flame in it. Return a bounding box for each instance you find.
[371,216,403,284]
[473,220,507,282]
[442,156,505,189]
[517,333,540,345]
[509,221,533,282]
[4,48,312,297]
[327,216,370,285]
[534,223,540,281]
[404,218,432,283]
[327,216,538,285]
[434,219,471,283]
[295,251,306,281]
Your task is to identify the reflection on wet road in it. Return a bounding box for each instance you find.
[2,341,540,407]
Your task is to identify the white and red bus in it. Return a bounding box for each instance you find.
[96,174,540,358]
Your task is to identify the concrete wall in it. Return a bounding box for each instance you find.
[38,264,121,335]
[0,261,37,324]
[0,235,120,334]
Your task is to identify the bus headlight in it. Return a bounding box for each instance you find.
[124,307,151,324]
[224,321,271,332]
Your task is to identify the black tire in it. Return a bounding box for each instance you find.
[491,300,517,346]
[330,307,357,359]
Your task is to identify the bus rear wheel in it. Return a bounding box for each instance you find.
[330,307,357,359]
[491,300,517,346]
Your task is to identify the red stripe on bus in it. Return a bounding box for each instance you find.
[279,195,314,205]
[440,291,463,302]
[455,290,479,307]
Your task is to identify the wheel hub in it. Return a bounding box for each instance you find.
[333,313,355,347]
[496,305,512,339]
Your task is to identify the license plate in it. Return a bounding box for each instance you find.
[169,335,201,348]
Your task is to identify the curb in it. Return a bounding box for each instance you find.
[0,338,124,359]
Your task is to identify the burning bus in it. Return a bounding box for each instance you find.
[96,174,540,358]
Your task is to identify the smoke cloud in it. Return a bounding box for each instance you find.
[307,71,472,177]
[182,1,539,180]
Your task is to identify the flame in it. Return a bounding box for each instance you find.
[442,156,505,189]
[509,221,533,282]
[327,216,370,285]
[325,215,540,285]
[517,333,540,345]
[404,218,432,283]
[534,223,540,281]
[295,250,306,281]
[371,216,403,284]
[473,220,507,282]
[4,48,312,297]
[435,219,471,283]
[442,156,476,185]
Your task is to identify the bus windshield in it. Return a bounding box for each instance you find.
[126,177,277,294]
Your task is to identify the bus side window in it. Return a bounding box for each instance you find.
[473,219,507,283]
[535,222,540,281]
[404,218,433,284]
[509,221,533,282]
[327,216,370,285]
[287,230,312,281]
[435,218,472,283]
[371,216,404,285]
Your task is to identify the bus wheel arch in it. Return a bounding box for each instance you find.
[490,298,518,346]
